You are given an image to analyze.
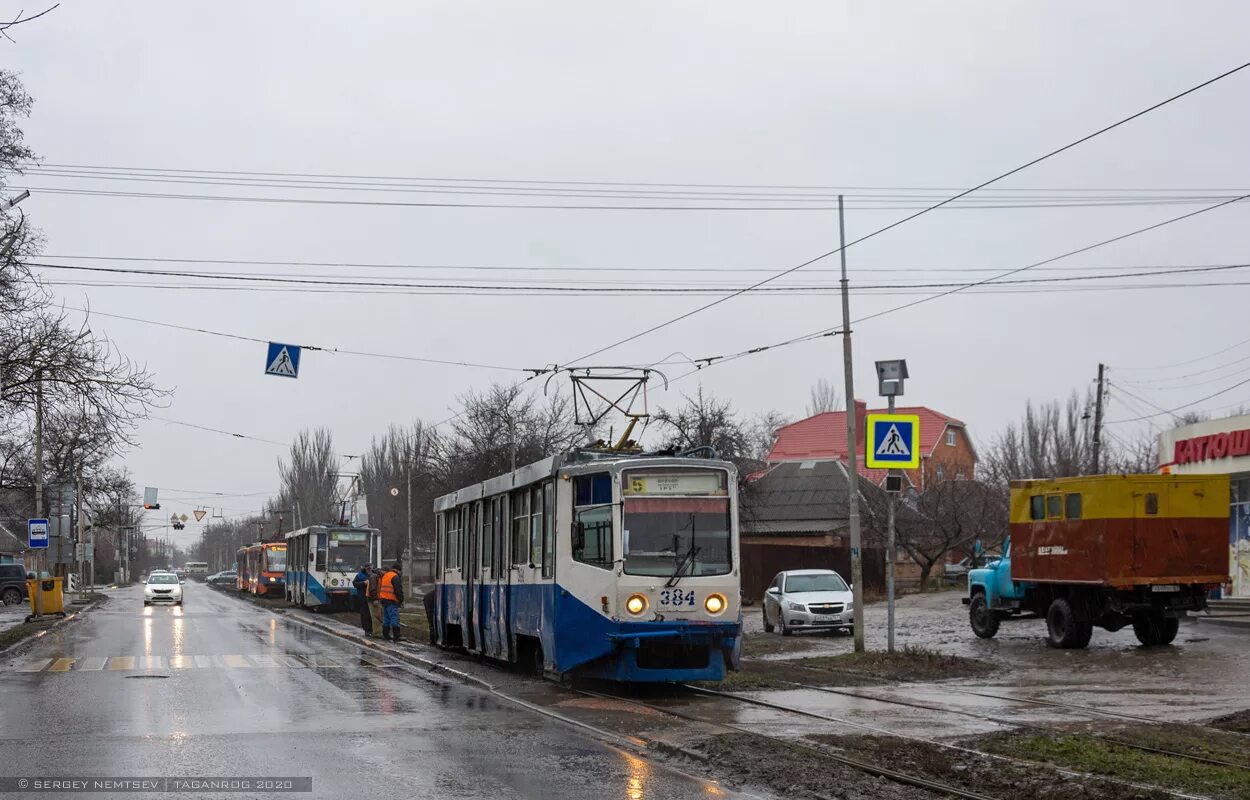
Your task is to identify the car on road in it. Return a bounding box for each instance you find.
[0,563,29,606]
[206,570,236,586]
[763,568,855,636]
[143,573,183,606]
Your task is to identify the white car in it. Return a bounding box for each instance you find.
[763,569,854,636]
[143,573,183,606]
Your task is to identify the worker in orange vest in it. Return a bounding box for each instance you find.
[377,561,405,642]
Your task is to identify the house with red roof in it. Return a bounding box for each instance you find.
[766,400,976,491]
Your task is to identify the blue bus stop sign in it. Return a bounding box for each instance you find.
[28,518,49,549]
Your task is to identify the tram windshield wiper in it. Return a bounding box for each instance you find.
[665,515,699,588]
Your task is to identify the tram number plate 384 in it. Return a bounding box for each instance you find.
[658,589,696,608]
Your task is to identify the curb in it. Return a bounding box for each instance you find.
[273,606,497,692]
[0,597,104,660]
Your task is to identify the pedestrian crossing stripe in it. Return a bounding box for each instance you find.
[865,413,921,469]
[6,653,395,673]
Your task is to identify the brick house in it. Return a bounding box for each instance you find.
[767,400,976,491]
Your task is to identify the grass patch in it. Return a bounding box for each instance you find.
[985,732,1250,800]
[1210,709,1250,734]
[741,631,846,658]
[397,609,430,642]
[812,734,1170,800]
[801,646,994,682]
[0,617,57,651]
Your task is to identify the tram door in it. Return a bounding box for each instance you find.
[464,503,479,652]
[475,500,490,654]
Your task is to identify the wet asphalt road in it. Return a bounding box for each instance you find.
[0,583,741,800]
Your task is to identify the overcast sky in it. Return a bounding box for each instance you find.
[9,2,1250,546]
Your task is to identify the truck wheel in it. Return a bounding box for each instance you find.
[968,594,1000,639]
[1072,620,1094,649]
[1133,614,1179,647]
[1046,598,1088,649]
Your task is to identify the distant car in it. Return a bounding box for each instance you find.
[0,563,29,606]
[944,557,973,579]
[143,573,183,606]
[763,569,854,636]
[174,569,187,584]
[206,570,237,586]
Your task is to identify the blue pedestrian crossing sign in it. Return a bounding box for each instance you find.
[28,518,49,549]
[265,342,301,379]
[865,413,921,469]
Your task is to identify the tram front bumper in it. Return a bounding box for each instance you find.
[593,622,739,682]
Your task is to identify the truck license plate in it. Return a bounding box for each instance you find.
[1151,584,1180,593]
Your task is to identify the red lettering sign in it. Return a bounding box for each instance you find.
[1171,428,1250,464]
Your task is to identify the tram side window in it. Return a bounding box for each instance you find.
[512,490,529,566]
[445,509,461,570]
[481,501,492,571]
[529,484,543,567]
[491,496,503,578]
[573,472,613,570]
[315,533,327,571]
[436,514,444,573]
[1030,495,1045,521]
[542,481,554,578]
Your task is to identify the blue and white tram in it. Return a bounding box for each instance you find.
[433,449,741,682]
[285,525,382,610]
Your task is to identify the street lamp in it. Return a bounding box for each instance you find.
[874,359,908,654]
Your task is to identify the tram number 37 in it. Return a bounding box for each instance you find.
[658,589,696,608]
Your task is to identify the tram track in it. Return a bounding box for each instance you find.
[569,683,1212,800]
[768,679,1250,772]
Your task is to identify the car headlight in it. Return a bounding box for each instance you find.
[625,594,648,616]
[787,601,806,612]
[269,577,276,583]
[704,593,727,615]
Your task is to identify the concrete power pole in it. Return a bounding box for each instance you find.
[406,463,413,598]
[1091,363,1106,474]
[838,195,866,654]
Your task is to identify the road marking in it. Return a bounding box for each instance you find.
[167,655,194,669]
[77,657,107,671]
[222,655,252,669]
[106,656,135,670]
[15,659,51,672]
[247,654,279,668]
[48,658,75,672]
[139,656,164,670]
[193,655,216,669]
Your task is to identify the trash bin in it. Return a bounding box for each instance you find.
[25,577,66,622]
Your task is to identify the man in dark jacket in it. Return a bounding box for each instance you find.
[377,562,404,642]
[352,564,372,635]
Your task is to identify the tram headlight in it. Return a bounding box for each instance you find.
[625,594,648,616]
[704,593,728,615]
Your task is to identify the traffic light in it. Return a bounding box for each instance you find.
[143,502,161,510]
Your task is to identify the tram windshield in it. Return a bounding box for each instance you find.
[621,469,732,577]
[264,547,286,572]
[327,532,370,572]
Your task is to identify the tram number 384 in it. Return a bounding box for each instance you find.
[658,589,696,608]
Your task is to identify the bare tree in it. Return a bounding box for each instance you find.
[275,428,339,529]
[653,386,750,462]
[806,378,843,416]
[360,422,439,561]
[746,409,790,463]
[980,392,1097,486]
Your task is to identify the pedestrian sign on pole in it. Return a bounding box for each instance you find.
[28,518,49,549]
[865,413,921,469]
[265,342,301,379]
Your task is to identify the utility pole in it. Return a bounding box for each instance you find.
[75,450,85,602]
[32,374,43,615]
[1092,363,1106,474]
[406,463,413,598]
[838,195,866,654]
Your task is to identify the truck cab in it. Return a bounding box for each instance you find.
[966,538,1027,638]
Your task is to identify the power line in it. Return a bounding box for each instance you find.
[150,417,290,447]
[1105,374,1250,424]
[1112,333,1250,372]
[37,252,1250,275]
[31,260,1250,292]
[561,57,1250,366]
[24,160,1250,194]
[659,193,1250,379]
[1116,351,1250,386]
[60,304,532,372]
